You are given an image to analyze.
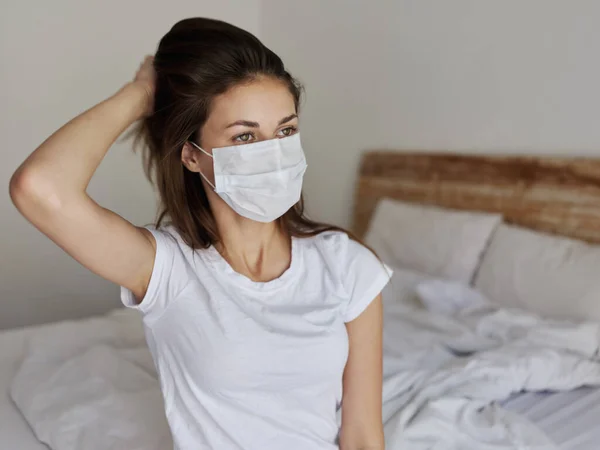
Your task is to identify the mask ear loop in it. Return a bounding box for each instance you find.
[188,141,216,190]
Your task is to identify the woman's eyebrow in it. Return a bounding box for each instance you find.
[278,114,298,125]
[225,120,260,129]
[225,114,298,129]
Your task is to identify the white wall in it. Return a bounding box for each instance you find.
[261,0,600,228]
[4,1,600,329]
[0,1,261,329]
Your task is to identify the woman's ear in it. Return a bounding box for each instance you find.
[181,142,203,173]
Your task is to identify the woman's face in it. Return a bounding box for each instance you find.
[181,76,299,186]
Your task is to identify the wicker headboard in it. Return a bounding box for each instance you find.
[353,152,600,243]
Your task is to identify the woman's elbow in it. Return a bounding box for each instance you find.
[9,167,64,216]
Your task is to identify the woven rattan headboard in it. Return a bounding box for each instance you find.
[353,152,600,243]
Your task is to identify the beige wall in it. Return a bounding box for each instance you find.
[0,1,261,329]
[261,0,600,228]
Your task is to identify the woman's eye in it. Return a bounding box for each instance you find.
[234,133,254,142]
[278,126,297,137]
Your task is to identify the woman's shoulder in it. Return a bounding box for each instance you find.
[146,224,205,251]
[297,230,376,269]
[144,224,212,263]
[144,224,185,251]
[297,231,391,319]
[298,230,348,254]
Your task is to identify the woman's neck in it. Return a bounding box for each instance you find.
[214,211,291,283]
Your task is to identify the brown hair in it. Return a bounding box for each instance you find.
[132,17,357,249]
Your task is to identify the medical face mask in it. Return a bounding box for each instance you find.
[189,133,307,223]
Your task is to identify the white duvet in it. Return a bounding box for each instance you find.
[10,309,172,450]
[10,278,600,450]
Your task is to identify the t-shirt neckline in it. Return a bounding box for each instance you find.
[202,236,301,292]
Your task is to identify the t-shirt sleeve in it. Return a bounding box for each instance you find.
[342,236,393,322]
[120,227,188,321]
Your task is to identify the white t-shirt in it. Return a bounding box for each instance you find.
[121,227,391,450]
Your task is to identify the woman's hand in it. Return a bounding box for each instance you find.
[132,55,156,117]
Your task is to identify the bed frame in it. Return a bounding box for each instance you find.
[353,152,600,243]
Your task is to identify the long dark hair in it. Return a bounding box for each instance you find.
[132,17,356,249]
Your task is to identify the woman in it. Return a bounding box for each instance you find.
[10,18,390,450]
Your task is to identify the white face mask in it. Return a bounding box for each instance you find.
[189,133,307,223]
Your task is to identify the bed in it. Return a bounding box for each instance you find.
[353,151,600,449]
[3,152,600,449]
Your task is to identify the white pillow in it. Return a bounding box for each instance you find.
[474,224,600,321]
[364,199,501,283]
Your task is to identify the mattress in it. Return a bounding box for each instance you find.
[1,318,599,450]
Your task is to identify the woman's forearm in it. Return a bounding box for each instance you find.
[10,82,149,208]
